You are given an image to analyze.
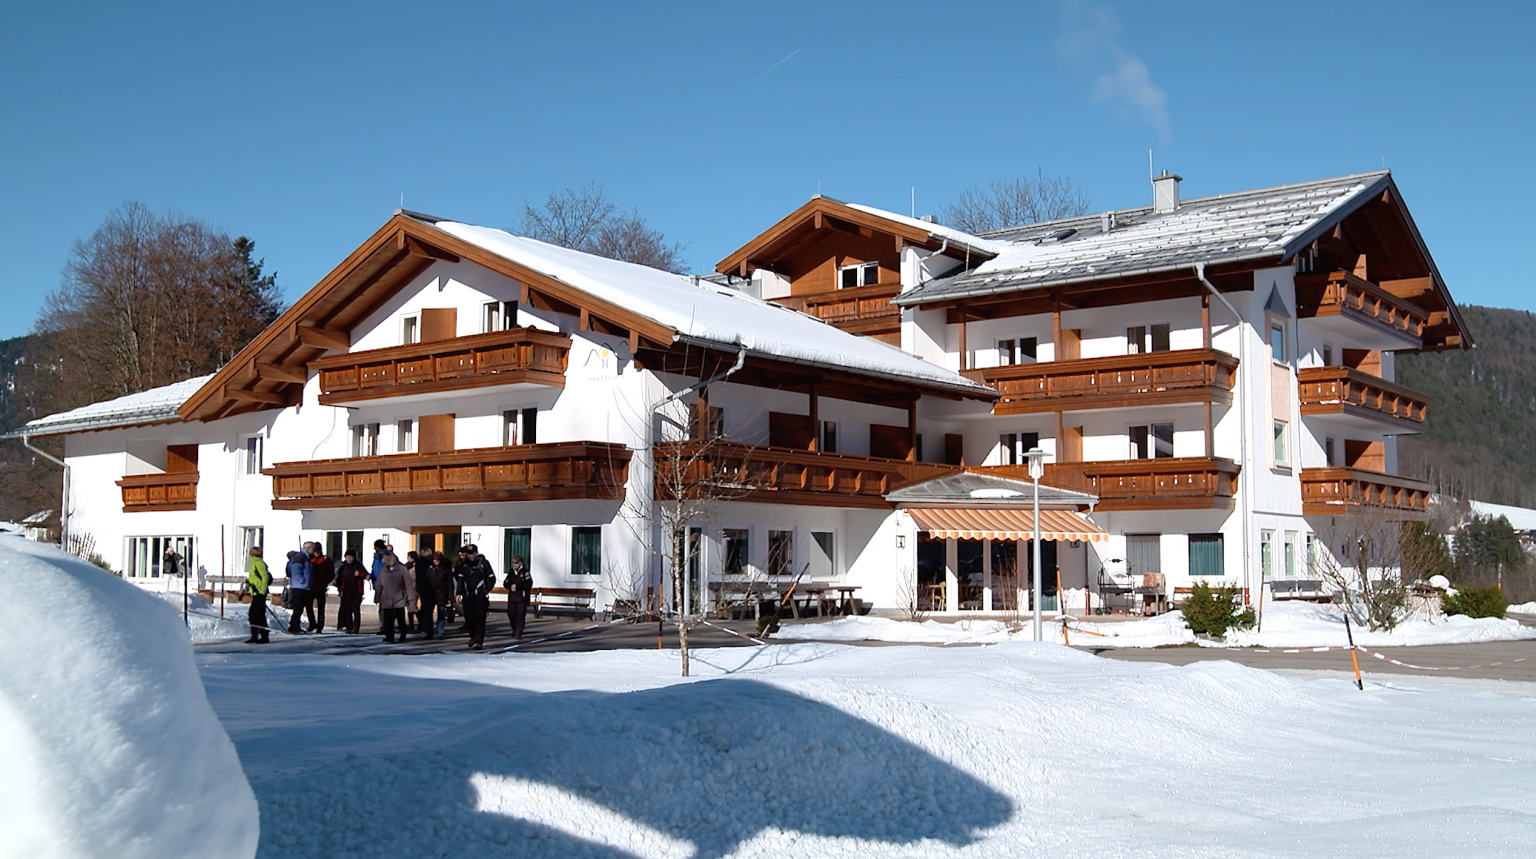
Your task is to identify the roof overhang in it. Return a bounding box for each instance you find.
[717,196,995,279]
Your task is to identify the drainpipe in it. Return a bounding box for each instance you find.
[21,433,68,549]
[1194,263,1253,607]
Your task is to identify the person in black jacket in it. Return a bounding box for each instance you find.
[334,549,368,634]
[504,554,533,639]
[453,544,497,650]
[417,551,454,640]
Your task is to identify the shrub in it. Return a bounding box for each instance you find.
[1182,582,1254,638]
[1442,586,1508,619]
[755,611,781,638]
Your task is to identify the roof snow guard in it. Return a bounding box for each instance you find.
[7,375,211,438]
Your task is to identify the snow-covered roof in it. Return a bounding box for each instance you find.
[12,375,211,438]
[1468,500,1536,532]
[429,221,992,399]
[897,171,1392,306]
[845,203,1005,258]
[885,471,1098,508]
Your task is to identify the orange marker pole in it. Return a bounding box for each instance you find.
[1343,614,1363,691]
[1061,615,1070,647]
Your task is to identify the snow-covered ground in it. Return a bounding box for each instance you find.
[775,600,1536,650]
[201,640,1536,859]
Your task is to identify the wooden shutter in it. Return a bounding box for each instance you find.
[420,308,457,342]
[869,424,911,460]
[419,414,456,454]
[769,412,814,449]
[165,444,198,473]
[944,433,964,466]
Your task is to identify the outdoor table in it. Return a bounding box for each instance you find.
[831,584,860,615]
[796,584,832,618]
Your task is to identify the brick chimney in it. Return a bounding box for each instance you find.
[1152,170,1182,214]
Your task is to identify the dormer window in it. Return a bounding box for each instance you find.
[838,262,879,289]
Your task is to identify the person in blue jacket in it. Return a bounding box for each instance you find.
[285,547,315,634]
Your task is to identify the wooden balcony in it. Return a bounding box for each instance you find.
[979,457,1240,511]
[263,442,630,510]
[1298,366,1429,432]
[1295,271,1428,347]
[655,440,959,509]
[313,327,571,405]
[1301,467,1431,520]
[961,349,1238,414]
[118,472,199,513]
[773,283,901,338]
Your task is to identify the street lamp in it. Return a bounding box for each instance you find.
[1025,447,1046,642]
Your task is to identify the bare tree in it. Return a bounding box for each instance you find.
[514,184,688,273]
[32,203,281,413]
[941,170,1092,233]
[1313,513,1410,632]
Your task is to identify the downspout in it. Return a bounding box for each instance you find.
[21,433,68,549]
[1194,263,1253,608]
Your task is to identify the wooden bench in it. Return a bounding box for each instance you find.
[532,587,596,619]
[1269,579,1327,601]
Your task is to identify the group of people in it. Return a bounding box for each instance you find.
[241,539,535,651]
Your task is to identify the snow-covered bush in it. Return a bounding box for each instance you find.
[1442,585,1508,619]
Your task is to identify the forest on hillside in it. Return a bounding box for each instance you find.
[1397,304,1536,507]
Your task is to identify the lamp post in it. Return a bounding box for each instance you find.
[1026,447,1046,642]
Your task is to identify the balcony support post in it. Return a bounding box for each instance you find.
[1202,294,1211,349]
[906,398,918,462]
[1204,401,1214,459]
[809,380,820,452]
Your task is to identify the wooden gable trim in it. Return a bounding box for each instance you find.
[716,197,942,277]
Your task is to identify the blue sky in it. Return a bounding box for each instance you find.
[0,1,1530,340]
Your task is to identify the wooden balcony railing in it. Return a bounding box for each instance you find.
[961,349,1238,414]
[655,440,959,509]
[118,472,199,513]
[1300,467,1431,520]
[263,442,630,510]
[1295,271,1428,344]
[773,283,901,329]
[979,457,1240,511]
[313,327,571,404]
[1297,366,1429,430]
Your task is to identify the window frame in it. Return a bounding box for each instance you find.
[1188,533,1224,577]
[352,423,381,458]
[570,526,602,576]
[502,407,538,446]
[396,419,415,454]
[998,431,1041,466]
[125,535,196,579]
[1268,320,1288,366]
[722,528,750,577]
[837,261,880,289]
[997,337,1038,367]
[810,531,836,578]
[767,530,794,578]
[819,420,837,454]
[1127,323,1171,355]
[240,434,264,477]
[401,314,420,345]
[1129,423,1175,460]
[482,299,519,334]
[1272,420,1289,468]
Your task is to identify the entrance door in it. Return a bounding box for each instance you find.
[414,527,462,558]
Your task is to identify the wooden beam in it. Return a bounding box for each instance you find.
[227,387,286,405]
[400,233,459,262]
[296,324,350,351]
[255,361,307,385]
[808,380,820,452]
[907,398,918,462]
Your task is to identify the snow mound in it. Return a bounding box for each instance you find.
[1508,600,1536,614]
[773,613,1194,648]
[1226,599,1536,648]
[0,536,258,859]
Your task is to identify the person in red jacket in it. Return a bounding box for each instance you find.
[307,542,336,634]
[334,549,369,634]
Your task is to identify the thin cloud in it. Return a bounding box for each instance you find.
[749,48,802,85]
[1058,0,1171,140]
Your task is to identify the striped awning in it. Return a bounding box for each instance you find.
[907,507,1108,542]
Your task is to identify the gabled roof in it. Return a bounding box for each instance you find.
[9,375,212,438]
[175,211,993,422]
[716,195,1000,278]
[896,170,1470,351]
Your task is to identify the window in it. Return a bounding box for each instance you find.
[1273,421,1288,467]
[1261,531,1275,581]
[325,530,363,562]
[1321,344,1333,366]
[1130,424,1174,459]
[240,526,264,562]
[571,526,602,575]
[820,421,837,453]
[352,423,380,457]
[402,315,420,345]
[482,300,518,333]
[503,527,530,572]
[810,531,835,578]
[999,432,1040,466]
[1284,532,1298,579]
[838,261,879,289]
[1306,534,1318,577]
[503,408,538,446]
[768,530,793,578]
[1127,323,1171,354]
[241,435,264,476]
[126,535,195,578]
[1189,533,1224,576]
[1270,323,1287,364]
[997,337,1038,366]
[396,419,415,454]
[1324,436,1336,467]
[1126,534,1161,575]
[723,528,750,576]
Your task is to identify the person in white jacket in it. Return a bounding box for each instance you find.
[375,553,417,644]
